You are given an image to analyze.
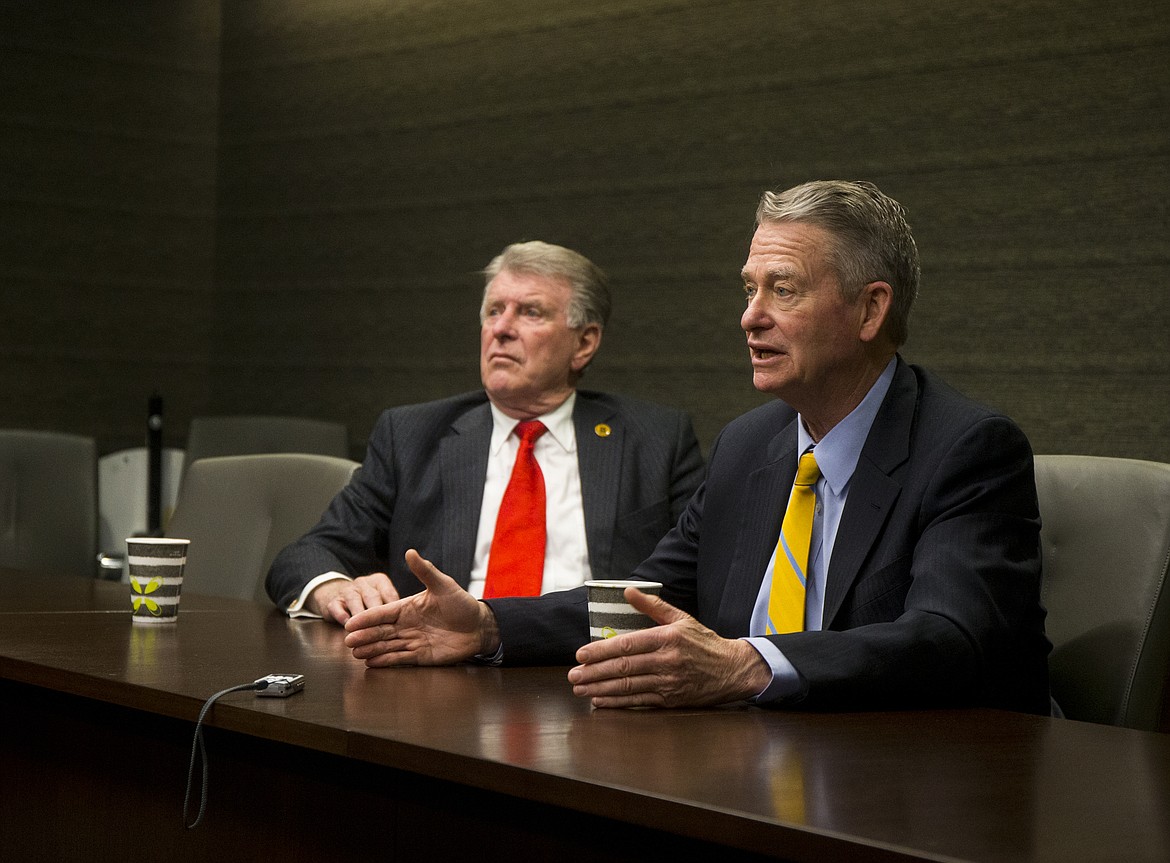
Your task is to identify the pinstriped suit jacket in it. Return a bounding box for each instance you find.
[265,389,703,609]
[490,360,1052,714]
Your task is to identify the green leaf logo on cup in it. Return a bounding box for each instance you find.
[585,580,663,641]
[126,537,189,624]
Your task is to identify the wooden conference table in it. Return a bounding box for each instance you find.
[1,571,1167,863]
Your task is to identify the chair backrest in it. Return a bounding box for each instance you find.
[183,415,349,476]
[1034,454,1170,731]
[165,453,359,602]
[97,447,185,559]
[0,429,97,578]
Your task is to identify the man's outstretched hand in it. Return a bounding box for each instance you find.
[343,550,500,666]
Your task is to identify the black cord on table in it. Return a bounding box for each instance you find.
[183,680,269,829]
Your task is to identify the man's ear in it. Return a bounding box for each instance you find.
[858,281,893,344]
[571,323,603,372]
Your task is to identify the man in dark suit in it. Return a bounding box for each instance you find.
[266,240,703,624]
[341,181,1052,714]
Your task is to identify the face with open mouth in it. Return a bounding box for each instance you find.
[740,220,875,419]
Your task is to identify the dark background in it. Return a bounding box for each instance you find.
[2,0,1167,462]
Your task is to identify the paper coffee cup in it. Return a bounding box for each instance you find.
[126,537,189,624]
[585,580,663,641]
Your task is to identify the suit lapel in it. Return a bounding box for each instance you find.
[822,360,916,626]
[716,416,800,636]
[574,395,622,579]
[440,403,492,583]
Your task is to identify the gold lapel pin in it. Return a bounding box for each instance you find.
[594,423,612,438]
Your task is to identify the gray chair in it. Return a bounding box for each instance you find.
[1034,455,1170,731]
[183,415,349,478]
[0,429,97,578]
[165,453,360,602]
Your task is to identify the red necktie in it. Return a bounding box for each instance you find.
[483,420,548,598]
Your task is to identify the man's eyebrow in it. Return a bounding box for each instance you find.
[742,265,797,284]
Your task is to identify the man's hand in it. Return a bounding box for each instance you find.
[308,573,401,625]
[567,587,772,708]
[343,550,499,667]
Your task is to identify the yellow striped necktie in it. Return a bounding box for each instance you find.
[767,450,821,635]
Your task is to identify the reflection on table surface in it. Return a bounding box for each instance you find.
[2,569,1169,862]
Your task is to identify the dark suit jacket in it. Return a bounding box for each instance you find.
[265,390,704,608]
[490,360,1052,714]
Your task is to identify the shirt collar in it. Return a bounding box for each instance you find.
[489,390,577,455]
[796,357,896,495]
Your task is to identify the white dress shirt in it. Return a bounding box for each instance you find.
[467,392,590,598]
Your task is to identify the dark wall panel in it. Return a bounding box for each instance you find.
[0,1,221,453]
[2,0,1166,464]
[212,0,1169,460]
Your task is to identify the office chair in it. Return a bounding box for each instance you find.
[183,415,349,477]
[165,453,360,602]
[0,429,97,578]
[1034,455,1170,731]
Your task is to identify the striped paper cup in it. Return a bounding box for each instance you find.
[585,580,663,641]
[126,537,189,624]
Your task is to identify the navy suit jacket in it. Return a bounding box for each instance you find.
[265,390,704,608]
[490,360,1052,714]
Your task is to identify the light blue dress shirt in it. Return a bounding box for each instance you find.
[745,358,897,702]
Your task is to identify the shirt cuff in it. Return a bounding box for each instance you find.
[472,643,505,666]
[285,572,352,619]
[742,636,804,703]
